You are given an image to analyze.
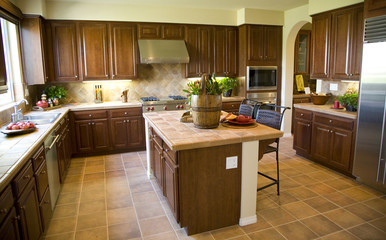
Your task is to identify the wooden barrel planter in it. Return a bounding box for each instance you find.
[191,74,222,129]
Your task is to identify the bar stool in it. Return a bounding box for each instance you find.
[238,99,258,117]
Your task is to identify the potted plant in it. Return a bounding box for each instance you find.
[183,73,223,129]
[338,88,358,112]
[44,86,67,106]
[219,77,237,97]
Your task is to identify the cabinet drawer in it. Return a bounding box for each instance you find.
[39,188,52,232]
[35,162,48,202]
[293,97,311,104]
[163,143,178,164]
[110,108,142,118]
[294,109,313,121]
[0,185,14,224]
[222,102,241,111]
[72,110,108,120]
[31,145,46,171]
[150,127,163,148]
[314,113,354,130]
[12,161,34,198]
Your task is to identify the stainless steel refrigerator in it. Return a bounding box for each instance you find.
[353,15,386,193]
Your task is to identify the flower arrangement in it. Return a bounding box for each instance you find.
[183,74,223,97]
[338,88,358,112]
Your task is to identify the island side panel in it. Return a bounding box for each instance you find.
[179,143,242,235]
[239,140,259,226]
[144,120,152,178]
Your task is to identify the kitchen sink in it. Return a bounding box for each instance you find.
[23,113,61,125]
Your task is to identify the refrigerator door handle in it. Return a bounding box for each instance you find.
[377,95,386,183]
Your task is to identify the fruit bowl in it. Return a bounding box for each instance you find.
[310,93,331,105]
[1,121,36,135]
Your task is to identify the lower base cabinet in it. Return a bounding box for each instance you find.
[0,208,20,240]
[293,108,356,174]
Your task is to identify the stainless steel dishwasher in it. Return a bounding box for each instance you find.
[44,130,61,210]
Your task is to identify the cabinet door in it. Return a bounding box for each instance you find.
[153,142,163,189]
[92,119,111,151]
[311,123,332,163]
[39,189,52,232]
[56,136,66,183]
[226,27,238,77]
[330,8,354,80]
[198,26,214,76]
[110,117,128,149]
[110,23,137,79]
[311,13,331,79]
[185,26,199,77]
[127,117,145,148]
[163,154,179,220]
[214,27,227,76]
[17,180,42,240]
[330,128,353,171]
[0,208,20,240]
[74,120,93,153]
[350,7,364,80]
[63,126,72,169]
[248,25,264,61]
[79,23,110,80]
[138,23,161,39]
[162,24,184,39]
[51,21,79,82]
[264,26,281,63]
[35,162,49,202]
[293,119,312,154]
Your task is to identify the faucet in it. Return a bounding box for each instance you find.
[11,99,28,123]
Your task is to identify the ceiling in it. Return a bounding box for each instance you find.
[46,0,309,11]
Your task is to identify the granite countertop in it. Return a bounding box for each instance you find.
[0,101,142,192]
[294,103,357,119]
[143,110,283,151]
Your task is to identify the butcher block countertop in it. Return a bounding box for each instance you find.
[294,103,357,119]
[143,110,283,151]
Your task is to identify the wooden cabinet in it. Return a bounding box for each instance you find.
[293,109,313,155]
[221,101,241,115]
[56,115,72,182]
[73,110,110,153]
[79,22,110,80]
[330,5,364,80]
[109,108,145,150]
[310,13,331,79]
[50,21,80,82]
[163,152,179,220]
[311,3,364,80]
[293,108,356,174]
[20,16,49,85]
[138,23,184,39]
[214,27,238,77]
[294,30,311,74]
[0,207,19,240]
[364,0,386,18]
[185,25,214,78]
[110,23,137,79]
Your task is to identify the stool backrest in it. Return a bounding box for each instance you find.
[255,105,290,130]
[238,104,254,117]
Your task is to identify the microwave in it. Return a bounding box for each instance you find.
[246,66,277,91]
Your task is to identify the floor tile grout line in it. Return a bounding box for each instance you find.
[70,158,84,239]
[103,155,109,240]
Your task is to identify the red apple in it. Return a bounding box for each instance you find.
[11,125,20,130]
[6,123,15,130]
[22,124,29,130]
[29,122,35,128]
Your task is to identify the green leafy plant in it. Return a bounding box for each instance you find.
[219,77,237,92]
[44,86,67,100]
[183,74,223,96]
[338,88,358,110]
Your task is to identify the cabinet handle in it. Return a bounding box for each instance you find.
[125,112,127,115]
[123,120,126,123]
[41,171,46,174]
[307,124,310,127]
[329,120,333,123]
[165,149,169,152]
[127,120,130,123]
[105,74,108,77]
[89,114,92,117]
[330,131,334,134]
[88,123,91,125]
[23,175,30,180]
[44,200,50,204]
[0,208,7,214]
[15,215,20,221]
[112,74,115,77]
[92,122,95,125]
[46,76,48,80]
[300,113,304,116]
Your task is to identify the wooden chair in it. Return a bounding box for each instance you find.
[255,104,290,195]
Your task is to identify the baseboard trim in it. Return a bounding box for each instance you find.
[239,215,257,226]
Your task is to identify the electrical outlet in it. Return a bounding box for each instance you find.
[226,156,238,169]
[330,83,338,91]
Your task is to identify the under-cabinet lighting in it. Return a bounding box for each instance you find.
[84,80,132,83]
[341,80,359,83]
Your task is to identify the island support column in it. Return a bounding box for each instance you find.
[144,120,152,178]
[239,140,259,226]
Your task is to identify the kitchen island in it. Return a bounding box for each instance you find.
[143,110,283,235]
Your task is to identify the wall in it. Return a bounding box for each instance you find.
[13,0,46,16]
[237,8,284,26]
[281,4,312,136]
[308,0,363,15]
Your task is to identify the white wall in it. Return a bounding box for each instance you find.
[281,4,312,136]
[308,0,363,15]
[14,0,46,16]
[237,8,284,26]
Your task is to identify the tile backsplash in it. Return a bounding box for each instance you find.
[320,80,359,102]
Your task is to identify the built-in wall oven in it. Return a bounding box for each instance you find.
[246,66,277,91]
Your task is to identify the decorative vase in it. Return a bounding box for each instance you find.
[191,74,222,129]
[223,89,232,97]
[345,105,357,112]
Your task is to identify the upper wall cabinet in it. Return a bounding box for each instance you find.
[20,16,49,85]
[311,3,364,80]
[294,30,311,75]
[50,21,80,82]
[79,22,110,80]
[184,25,214,78]
[109,23,137,79]
[364,0,386,18]
[138,23,185,39]
[213,27,238,77]
[238,25,282,76]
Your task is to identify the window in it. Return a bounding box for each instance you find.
[0,17,22,106]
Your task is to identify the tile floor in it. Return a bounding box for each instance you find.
[44,137,386,240]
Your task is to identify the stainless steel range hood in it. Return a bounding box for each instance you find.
[138,39,190,64]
